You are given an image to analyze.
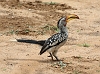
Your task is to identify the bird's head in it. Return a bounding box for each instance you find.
[57,14,79,28]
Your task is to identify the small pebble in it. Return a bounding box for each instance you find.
[29,9,31,11]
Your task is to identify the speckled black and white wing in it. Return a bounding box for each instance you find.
[39,33,68,55]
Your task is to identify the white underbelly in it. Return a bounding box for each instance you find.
[47,40,67,53]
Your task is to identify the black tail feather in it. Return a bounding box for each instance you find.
[17,39,45,46]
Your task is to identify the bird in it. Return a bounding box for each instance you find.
[39,14,79,61]
[15,14,79,61]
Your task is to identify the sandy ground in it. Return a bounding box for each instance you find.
[0,0,100,74]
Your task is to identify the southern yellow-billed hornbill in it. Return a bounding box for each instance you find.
[17,14,79,61]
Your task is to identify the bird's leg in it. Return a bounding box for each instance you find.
[54,55,59,61]
[48,53,54,60]
[48,54,51,57]
[52,50,59,61]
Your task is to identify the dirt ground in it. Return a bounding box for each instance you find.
[0,0,100,74]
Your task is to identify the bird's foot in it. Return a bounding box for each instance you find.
[48,55,51,57]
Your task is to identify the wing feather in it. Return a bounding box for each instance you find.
[39,33,68,55]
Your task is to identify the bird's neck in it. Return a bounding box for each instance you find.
[59,26,68,35]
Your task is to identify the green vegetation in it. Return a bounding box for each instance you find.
[73,70,80,74]
[4,29,31,35]
[96,70,100,72]
[42,24,58,33]
[44,1,58,5]
[51,61,67,69]
[2,24,58,35]
[82,43,90,47]
[73,55,83,59]
[78,43,90,47]
[77,30,80,32]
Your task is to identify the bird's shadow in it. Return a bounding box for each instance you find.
[7,58,58,63]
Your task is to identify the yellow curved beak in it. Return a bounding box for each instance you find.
[66,14,79,22]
